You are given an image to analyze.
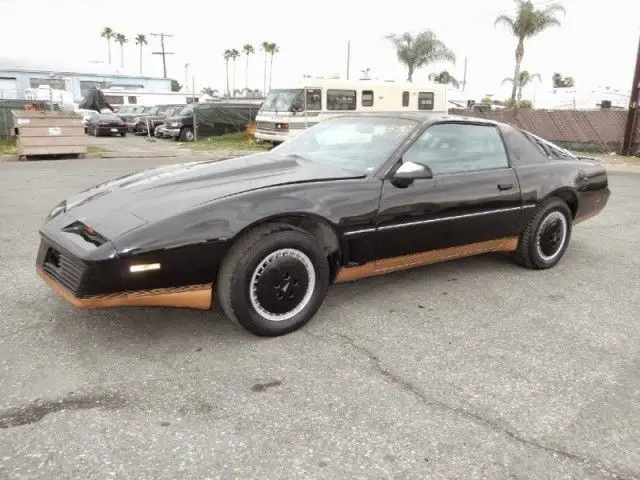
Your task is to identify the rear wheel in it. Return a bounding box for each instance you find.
[217,224,330,336]
[120,132,126,137]
[513,197,572,269]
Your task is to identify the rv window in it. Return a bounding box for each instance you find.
[402,91,410,107]
[418,92,434,110]
[327,89,356,111]
[104,95,124,105]
[128,96,137,104]
[362,90,374,107]
[305,89,322,110]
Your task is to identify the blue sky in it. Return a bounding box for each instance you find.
[1,0,639,100]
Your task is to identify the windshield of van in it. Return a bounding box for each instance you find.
[260,89,303,112]
[272,116,418,174]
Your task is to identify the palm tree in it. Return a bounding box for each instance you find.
[360,68,371,80]
[114,33,127,69]
[100,27,114,64]
[265,42,279,91]
[243,44,255,90]
[385,30,456,82]
[261,41,271,94]
[230,49,240,96]
[494,0,566,102]
[428,70,460,89]
[223,49,232,97]
[502,70,542,102]
[135,34,148,75]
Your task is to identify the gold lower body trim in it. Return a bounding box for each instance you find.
[334,237,519,283]
[37,267,213,310]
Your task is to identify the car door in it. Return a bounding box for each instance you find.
[375,121,523,264]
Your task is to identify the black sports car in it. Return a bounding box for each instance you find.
[36,113,610,336]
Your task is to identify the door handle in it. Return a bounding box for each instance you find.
[498,183,514,191]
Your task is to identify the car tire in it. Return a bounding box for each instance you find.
[179,127,194,142]
[513,197,573,269]
[217,224,330,336]
[121,132,126,137]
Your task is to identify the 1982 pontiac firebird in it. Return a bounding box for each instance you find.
[36,113,610,336]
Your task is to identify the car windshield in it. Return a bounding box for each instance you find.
[179,105,194,116]
[260,89,302,112]
[142,106,157,114]
[272,116,418,174]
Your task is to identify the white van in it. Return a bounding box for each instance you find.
[254,79,448,145]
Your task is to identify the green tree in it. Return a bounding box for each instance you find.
[135,34,148,75]
[264,42,279,91]
[495,0,565,102]
[114,33,127,69]
[552,72,575,88]
[428,70,460,89]
[100,27,114,64]
[384,30,456,82]
[201,87,219,97]
[223,49,232,97]
[243,44,255,90]
[502,70,541,101]
[261,41,271,95]
[170,79,182,92]
[230,49,240,96]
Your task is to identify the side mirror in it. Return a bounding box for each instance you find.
[291,104,303,113]
[393,161,433,180]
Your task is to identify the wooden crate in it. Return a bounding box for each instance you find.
[12,110,87,159]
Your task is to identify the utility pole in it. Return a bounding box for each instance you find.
[346,41,351,80]
[462,57,468,92]
[621,35,640,156]
[151,33,174,78]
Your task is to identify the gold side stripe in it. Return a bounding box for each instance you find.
[37,267,213,310]
[334,237,519,283]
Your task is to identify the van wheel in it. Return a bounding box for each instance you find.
[217,224,330,336]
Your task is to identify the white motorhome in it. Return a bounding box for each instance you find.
[254,79,448,144]
[87,89,203,109]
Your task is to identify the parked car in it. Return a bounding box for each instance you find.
[134,105,184,136]
[86,112,127,136]
[116,105,146,125]
[35,113,610,337]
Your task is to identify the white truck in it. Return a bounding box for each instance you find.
[254,79,449,145]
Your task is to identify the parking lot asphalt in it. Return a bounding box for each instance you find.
[0,157,638,480]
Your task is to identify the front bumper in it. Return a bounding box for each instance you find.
[167,128,181,138]
[35,229,212,310]
[96,126,126,135]
[254,129,290,143]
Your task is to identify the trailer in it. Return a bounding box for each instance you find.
[254,79,449,145]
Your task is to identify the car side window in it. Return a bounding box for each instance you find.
[402,123,509,175]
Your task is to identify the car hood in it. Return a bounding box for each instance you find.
[57,153,365,239]
[165,115,190,123]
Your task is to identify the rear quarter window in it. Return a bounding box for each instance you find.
[499,124,550,166]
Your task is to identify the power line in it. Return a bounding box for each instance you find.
[151,33,174,79]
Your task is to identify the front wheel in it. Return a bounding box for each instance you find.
[513,197,573,269]
[179,127,194,142]
[217,225,330,336]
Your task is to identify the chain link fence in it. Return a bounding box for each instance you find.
[449,108,639,154]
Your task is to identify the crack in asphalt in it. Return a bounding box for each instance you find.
[305,330,638,480]
[0,391,127,429]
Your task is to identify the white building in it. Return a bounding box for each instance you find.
[532,86,631,110]
[0,58,173,108]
